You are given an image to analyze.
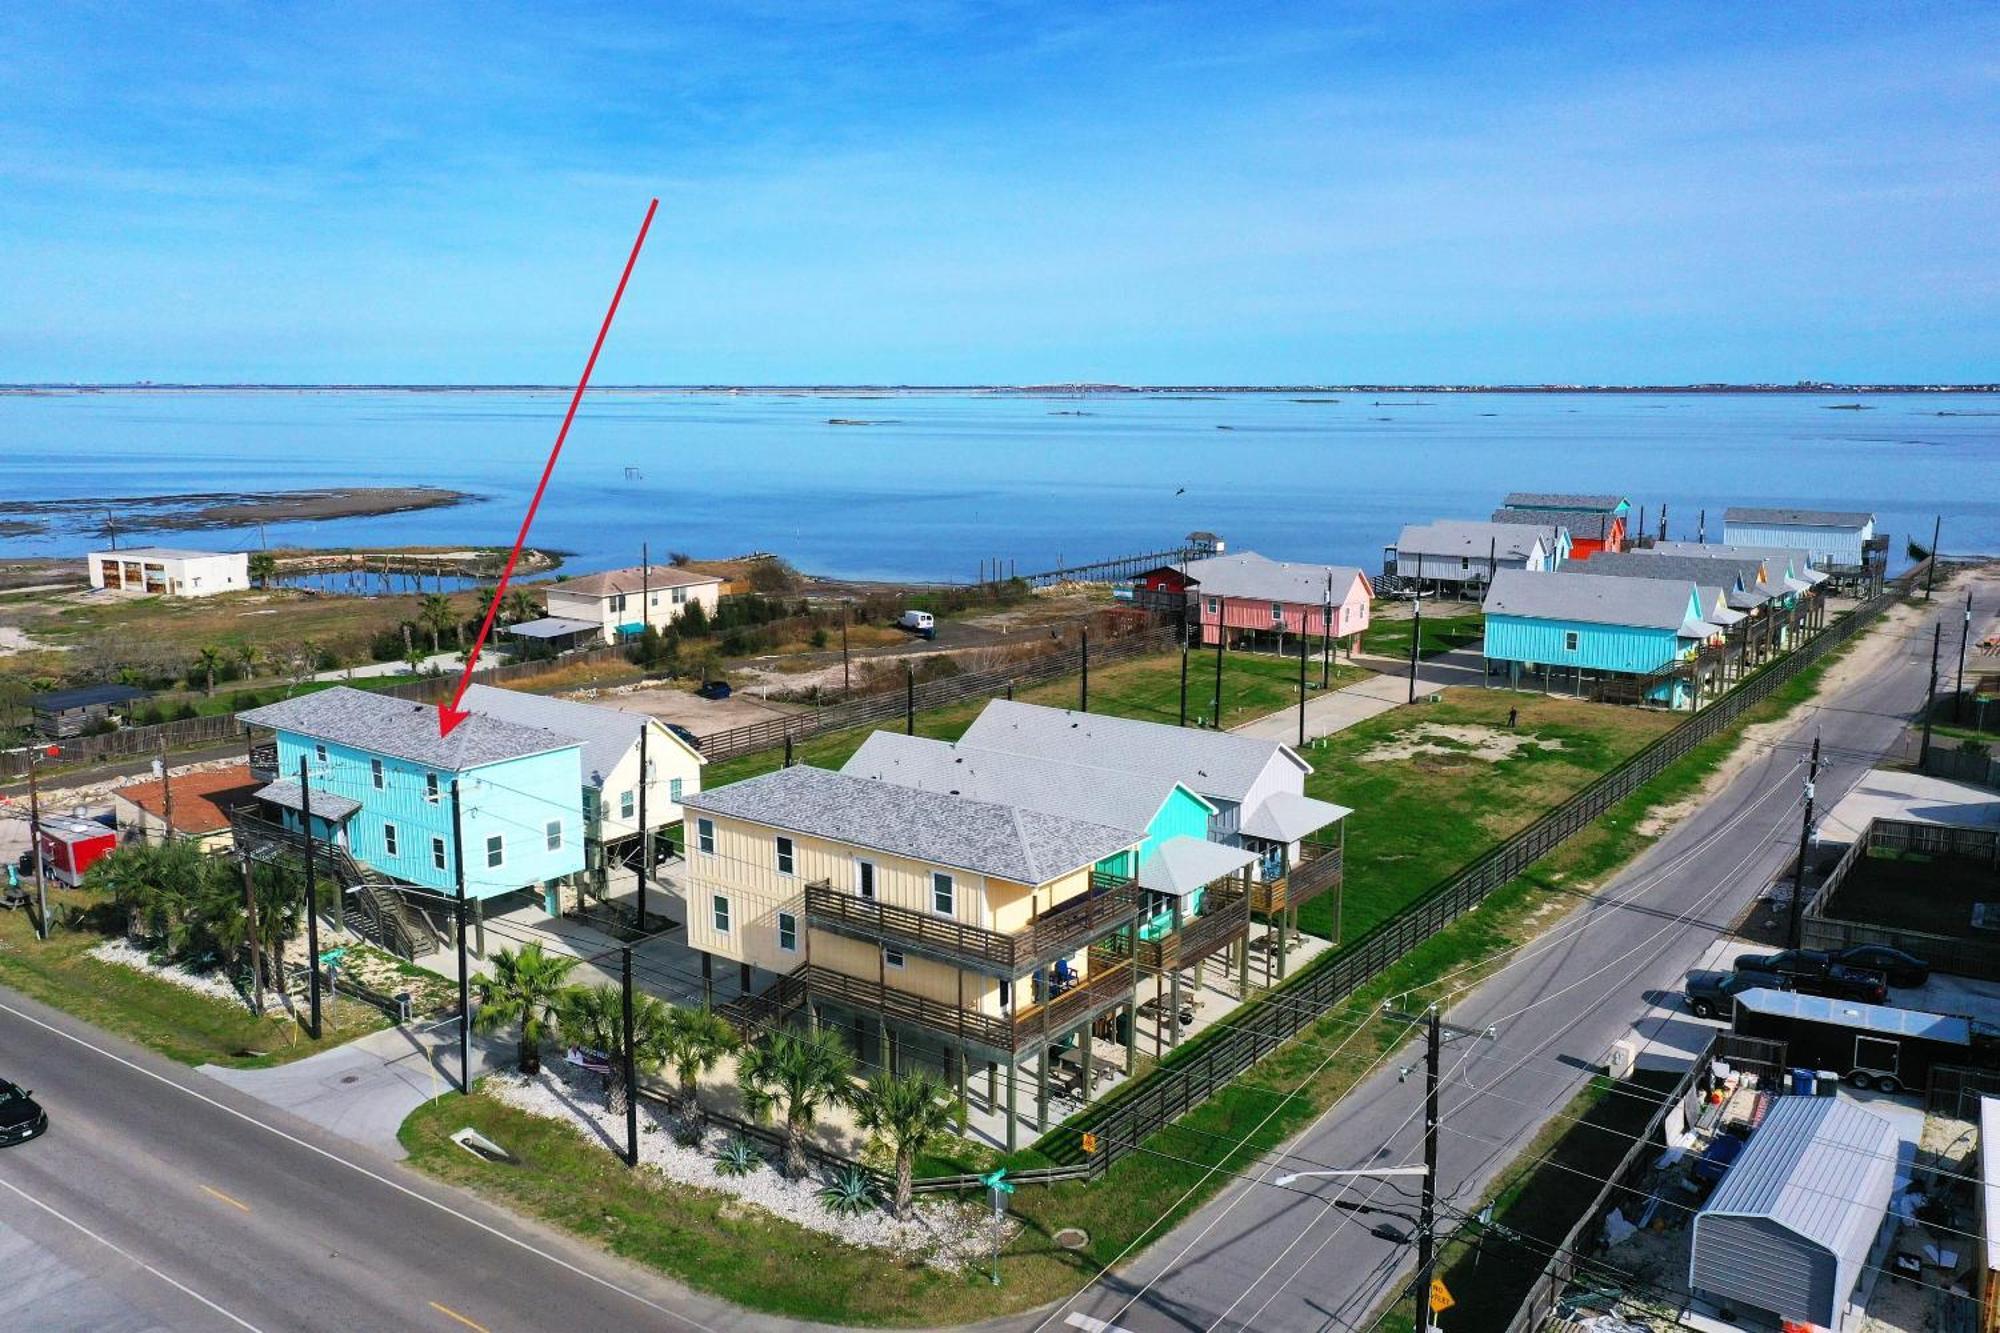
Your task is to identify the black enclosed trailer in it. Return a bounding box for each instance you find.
[1729,987,2000,1094]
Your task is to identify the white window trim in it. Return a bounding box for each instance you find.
[1563,630,1580,652]
[382,821,399,857]
[425,773,440,804]
[931,871,955,917]
[1270,601,1284,623]
[776,836,795,877]
[1206,597,1218,615]
[314,743,328,765]
[485,833,505,869]
[883,946,905,970]
[777,911,798,953]
[431,836,447,871]
[370,758,385,790]
[619,790,636,820]
[668,777,683,804]
[545,819,563,852]
[856,858,876,899]
[696,817,715,855]
[712,894,731,934]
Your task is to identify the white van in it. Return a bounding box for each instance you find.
[896,610,936,637]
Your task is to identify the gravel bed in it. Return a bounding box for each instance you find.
[488,1063,1007,1270]
[88,939,251,1010]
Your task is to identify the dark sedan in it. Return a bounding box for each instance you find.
[1684,968,1785,1020]
[0,1080,46,1147]
[1789,964,1888,1005]
[1733,948,1832,980]
[1830,945,1930,988]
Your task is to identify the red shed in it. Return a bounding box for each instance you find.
[37,816,117,887]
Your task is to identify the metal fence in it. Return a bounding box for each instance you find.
[1051,583,1896,1173]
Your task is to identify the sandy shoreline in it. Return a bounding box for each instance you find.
[0,485,475,536]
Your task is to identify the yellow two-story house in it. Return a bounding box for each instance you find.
[680,763,1145,1149]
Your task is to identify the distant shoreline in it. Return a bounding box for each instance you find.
[0,382,1993,396]
[0,486,476,539]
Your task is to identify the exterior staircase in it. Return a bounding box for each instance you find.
[229,811,447,960]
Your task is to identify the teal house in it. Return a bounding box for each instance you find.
[238,687,586,901]
[1483,568,1718,708]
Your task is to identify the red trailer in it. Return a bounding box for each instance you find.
[37,816,117,888]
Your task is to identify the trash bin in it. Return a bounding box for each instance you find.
[1789,1068,1815,1096]
[395,991,414,1023]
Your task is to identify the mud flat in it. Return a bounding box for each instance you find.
[0,486,475,536]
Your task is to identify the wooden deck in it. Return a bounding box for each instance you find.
[1248,840,1343,915]
[803,872,1138,976]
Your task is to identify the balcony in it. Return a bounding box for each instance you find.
[803,870,1139,976]
[1134,878,1251,973]
[1249,839,1343,915]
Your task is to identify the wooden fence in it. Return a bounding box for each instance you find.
[1045,580,1896,1175]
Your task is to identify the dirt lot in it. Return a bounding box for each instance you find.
[586,680,807,733]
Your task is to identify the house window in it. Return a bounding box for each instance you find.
[999,979,1013,1008]
[425,773,440,804]
[672,587,686,605]
[1460,556,1470,571]
[1206,597,1218,615]
[932,872,955,916]
[382,822,399,856]
[314,743,328,765]
[545,820,563,852]
[669,778,683,804]
[696,817,715,854]
[856,860,876,899]
[431,836,447,871]
[619,789,635,820]
[610,593,626,613]
[1563,630,1580,652]
[370,758,385,790]
[883,946,905,970]
[1271,601,1284,623]
[712,894,731,934]
[777,911,798,952]
[485,834,504,868]
[776,836,795,876]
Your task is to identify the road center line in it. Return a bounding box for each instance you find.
[0,996,720,1333]
[1065,1313,1135,1333]
[430,1299,492,1332]
[0,1175,264,1332]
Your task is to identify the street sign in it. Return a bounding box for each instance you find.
[979,1168,1015,1194]
[319,948,348,966]
[1428,1277,1454,1313]
[1081,1132,1099,1154]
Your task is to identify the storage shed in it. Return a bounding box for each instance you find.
[30,683,151,738]
[1690,1095,1899,1331]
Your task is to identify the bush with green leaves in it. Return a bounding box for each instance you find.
[817,1165,878,1216]
[714,1136,763,1177]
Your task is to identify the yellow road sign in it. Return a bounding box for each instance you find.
[1428,1277,1454,1313]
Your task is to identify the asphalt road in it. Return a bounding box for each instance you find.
[0,987,816,1333]
[1050,573,1990,1333]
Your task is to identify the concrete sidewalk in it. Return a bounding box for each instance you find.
[1229,646,1489,746]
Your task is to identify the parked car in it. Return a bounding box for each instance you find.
[1789,964,1888,1005]
[694,680,732,701]
[1685,968,1785,1020]
[1829,945,1930,988]
[0,1080,47,1147]
[896,609,936,639]
[1733,948,1833,980]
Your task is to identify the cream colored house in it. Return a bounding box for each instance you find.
[88,547,248,598]
[681,763,1144,1150]
[541,564,723,645]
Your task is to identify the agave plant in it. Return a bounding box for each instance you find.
[817,1165,878,1217]
[714,1135,763,1178]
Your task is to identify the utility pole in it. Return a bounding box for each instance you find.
[1789,735,1821,949]
[1408,595,1423,704]
[1698,508,1706,544]
[841,604,851,697]
[1212,620,1225,728]
[634,723,650,931]
[1322,572,1334,690]
[1079,627,1089,713]
[1925,515,1941,600]
[905,664,915,735]
[641,541,650,637]
[451,779,471,1093]
[1297,623,1308,749]
[27,746,50,941]
[297,756,322,1038]
[1178,643,1188,727]
[1416,1007,1441,1333]
[1920,622,1941,767]
[1955,589,1972,723]
[621,946,639,1166]
[158,739,175,836]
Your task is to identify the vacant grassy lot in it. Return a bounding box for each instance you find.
[0,890,385,1067]
[1364,610,1485,661]
[1297,689,1678,940]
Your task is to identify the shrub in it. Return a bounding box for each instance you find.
[714,1136,763,1177]
[173,702,200,721]
[809,628,828,649]
[817,1166,878,1216]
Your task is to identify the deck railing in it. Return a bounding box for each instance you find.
[1134,878,1251,972]
[803,872,1138,975]
[1249,840,1342,915]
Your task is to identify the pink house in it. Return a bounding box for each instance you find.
[1185,552,1373,652]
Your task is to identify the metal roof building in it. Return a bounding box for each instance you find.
[1690,1095,1899,1330]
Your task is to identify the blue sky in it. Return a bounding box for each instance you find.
[2,2,1993,383]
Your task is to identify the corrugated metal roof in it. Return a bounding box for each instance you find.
[1485,568,1712,635]
[681,764,1140,885]
[1138,836,1259,896]
[1394,520,1556,561]
[840,731,1210,835]
[1181,551,1369,606]
[32,682,151,711]
[501,616,602,639]
[1698,1095,1898,1265]
[253,779,362,822]
[1239,790,1351,841]
[960,699,1308,804]
[1724,507,1874,528]
[237,686,579,772]
[1733,987,1972,1044]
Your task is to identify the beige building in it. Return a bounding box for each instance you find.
[541,564,723,645]
[682,763,1145,1149]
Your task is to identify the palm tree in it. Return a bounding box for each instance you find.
[854,1070,961,1219]
[737,1028,855,1179]
[474,943,579,1074]
[556,984,672,1113]
[248,552,278,589]
[194,645,224,697]
[502,587,541,626]
[233,642,258,682]
[418,594,455,653]
[660,1006,738,1125]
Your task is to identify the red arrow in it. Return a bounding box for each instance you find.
[438,197,659,738]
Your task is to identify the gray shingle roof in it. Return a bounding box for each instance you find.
[959,699,1307,804]
[1696,1094,1897,1271]
[1723,507,1873,529]
[253,779,362,822]
[840,731,1209,835]
[1501,492,1625,512]
[237,686,579,772]
[1180,552,1369,606]
[1489,507,1614,539]
[1484,569,1713,635]
[681,764,1139,884]
[1396,520,1557,561]
[1560,552,1775,604]
[1649,542,1827,588]
[461,684,693,789]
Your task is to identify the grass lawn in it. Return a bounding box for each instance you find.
[0,890,386,1067]
[703,649,1372,788]
[1363,611,1486,662]
[1296,689,1678,941]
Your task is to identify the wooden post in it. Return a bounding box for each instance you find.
[1005,1058,1018,1153]
[1036,1047,1049,1131]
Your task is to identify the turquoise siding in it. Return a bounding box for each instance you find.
[272,732,585,900]
[1145,787,1214,860]
[1483,615,1693,675]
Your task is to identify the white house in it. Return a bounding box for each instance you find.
[541,564,724,644]
[1722,508,1877,569]
[1391,519,1568,590]
[88,548,249,598]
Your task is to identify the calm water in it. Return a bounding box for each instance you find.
[2,390,1996,581]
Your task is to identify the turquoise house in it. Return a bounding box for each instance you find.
[238,687,586,900]
[1483,569,1718,708]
